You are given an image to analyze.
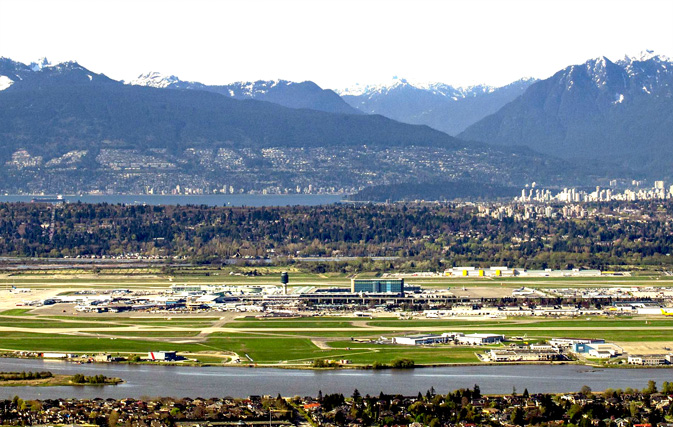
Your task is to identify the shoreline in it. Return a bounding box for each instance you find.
[0,373,123,387]
[5,355,673,370]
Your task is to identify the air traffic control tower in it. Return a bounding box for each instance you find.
[281,271,289,295]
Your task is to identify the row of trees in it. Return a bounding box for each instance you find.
[70,374,109,384]
[315,382,673,427]
[0,371,52,381]
[1,201,673,269]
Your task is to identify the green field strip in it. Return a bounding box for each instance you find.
[0,309,32,316]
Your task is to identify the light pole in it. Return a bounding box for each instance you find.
[269,408,285,427]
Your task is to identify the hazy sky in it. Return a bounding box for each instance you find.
[1,0,672,89]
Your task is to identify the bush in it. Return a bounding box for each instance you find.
[390,358,415,369]
[71,373,108,384]
[312,359,331,368]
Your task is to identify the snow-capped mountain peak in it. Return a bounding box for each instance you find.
[584,56,613,87]
[619,50,672,67]
[229,79,293,97]
[336,77,501,100]
[127,71,182,88]
[29,57,51,71]
[337,76,427,96]
[626,49,670,63]
[0,75,14,91]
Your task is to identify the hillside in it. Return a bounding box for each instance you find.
[129,73,361,115]
[0,58,590,195]
[338,78,535,135]
[459,52,673,178]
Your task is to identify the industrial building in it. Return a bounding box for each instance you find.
[392,332,504,346]
[456,333,504,345]
[446,267,514,277]
[444,267,601,278]
[147,351,179,361]
[572,342,623,358]
[549,338,605,348]
[628,354,669,365]
[393,334,445,345]
[351,278,404,295]
[486,348,564,362]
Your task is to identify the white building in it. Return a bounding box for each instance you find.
[456,333,504,345]
[147,351,178,361]
[628,354,668,365]
[393,334,446,346]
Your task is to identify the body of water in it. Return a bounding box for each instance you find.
[0,358,670,400]
[0,194,345,207]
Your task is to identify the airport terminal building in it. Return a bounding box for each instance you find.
[351,278,404,295]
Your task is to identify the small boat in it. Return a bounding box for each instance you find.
[30,195,65,203]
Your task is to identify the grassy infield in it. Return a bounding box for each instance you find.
[1,272,673,366]
[2,314,673,366]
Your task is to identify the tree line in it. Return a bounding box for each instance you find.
[1,201,673,270]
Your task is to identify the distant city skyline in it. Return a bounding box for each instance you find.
[1,0,672,89]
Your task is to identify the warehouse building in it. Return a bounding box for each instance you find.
[572,342,622,358]
[628,354,668,365]
[393,334,445,345]
[456,333,505,345]
[487,348,563,362]
[549,338,605,348]
[147,351,179,361]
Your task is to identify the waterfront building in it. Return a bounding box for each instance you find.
[628,354,668,365]
[147,351,178,361]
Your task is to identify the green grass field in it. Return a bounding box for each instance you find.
[2,269,673,366]
[1,312,672,366]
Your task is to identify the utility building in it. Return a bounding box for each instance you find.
[147,351,178,361]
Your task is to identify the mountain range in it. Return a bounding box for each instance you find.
[460,51,673,175]
[0,52,671,198]
[127,72,361,115]
[0,57,573,196]
[337,77,536,135]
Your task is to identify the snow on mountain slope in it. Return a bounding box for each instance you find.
[0,75,13,91]
[337,77,536,135]
[126,71,204,89]
[335,77,516,100]
[128,74,360,114]
[128,71,180,88]
[29,57,51,71]
[458,51,673,174]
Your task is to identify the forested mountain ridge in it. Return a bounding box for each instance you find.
[459,52,673,178]
[338,78,535,135]
[0,57,581,195]
[128,72,361,115]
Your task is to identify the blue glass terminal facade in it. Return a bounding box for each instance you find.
[350,278,404,294]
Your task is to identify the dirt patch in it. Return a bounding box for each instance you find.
[0,289,68,311]
[310,338,334,350]
[616,341,673,355]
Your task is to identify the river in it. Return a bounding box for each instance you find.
[0,194,345,207]
[0,359,671,400]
